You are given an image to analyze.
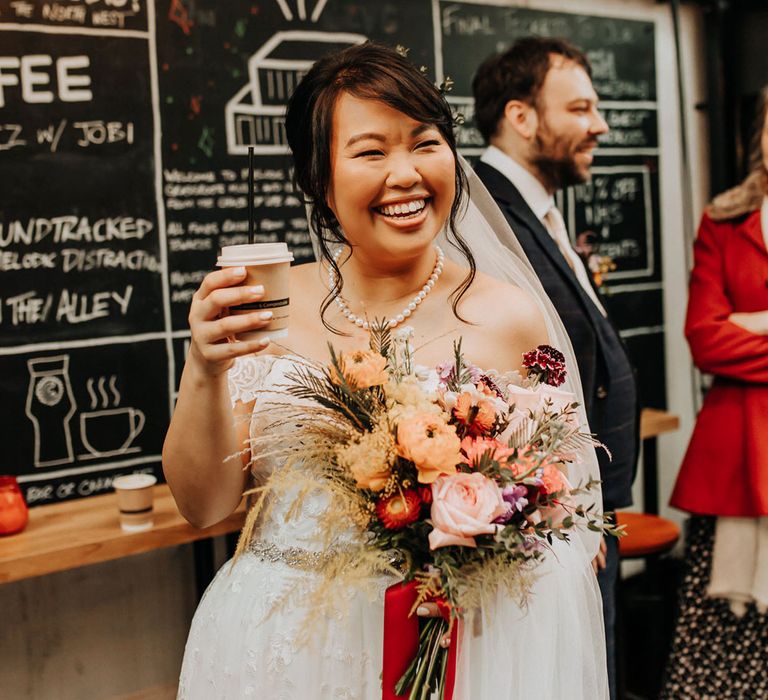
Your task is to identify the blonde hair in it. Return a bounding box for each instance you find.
[707,86,768,221]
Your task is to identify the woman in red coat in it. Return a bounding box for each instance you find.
[663,88,768,698]
[671,200,768,514]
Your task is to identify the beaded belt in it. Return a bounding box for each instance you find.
[246,540,335,571]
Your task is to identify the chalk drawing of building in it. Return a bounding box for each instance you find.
[225,31,367,156]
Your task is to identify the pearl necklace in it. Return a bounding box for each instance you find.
[330,246,445,330]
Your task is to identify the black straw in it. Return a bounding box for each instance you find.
[248,146,254,245]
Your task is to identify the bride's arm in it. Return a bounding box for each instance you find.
[163,267,273,528]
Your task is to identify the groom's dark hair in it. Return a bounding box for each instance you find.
[285,41,475,333]
[472,37,592,143]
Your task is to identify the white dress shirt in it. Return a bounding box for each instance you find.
[480,145,607,315]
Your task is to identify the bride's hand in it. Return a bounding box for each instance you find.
[188,266,274,376]
[417,603,453,648]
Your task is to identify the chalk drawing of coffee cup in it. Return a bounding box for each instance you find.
[79,407,145,459]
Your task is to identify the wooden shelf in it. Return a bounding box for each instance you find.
[640,408,680,441]
[0,484,245,584]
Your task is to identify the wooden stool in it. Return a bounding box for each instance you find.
[616,511,680,558]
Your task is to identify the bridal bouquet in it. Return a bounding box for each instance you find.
[235,324,620,700]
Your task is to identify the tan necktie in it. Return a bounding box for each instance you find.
[543,205,608,316]
[543,205,576,270]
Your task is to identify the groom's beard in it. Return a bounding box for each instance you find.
[530,129,597,192]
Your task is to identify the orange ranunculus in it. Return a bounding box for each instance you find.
[331,349,388,389]
[452,392,496,435]
[397,413,461,484]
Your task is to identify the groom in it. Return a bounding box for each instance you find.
[472,37,639,699]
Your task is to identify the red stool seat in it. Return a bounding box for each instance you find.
[616,511,680,558]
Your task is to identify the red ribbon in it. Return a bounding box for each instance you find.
[382,581,458,700]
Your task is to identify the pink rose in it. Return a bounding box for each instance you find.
[429,473,507,549]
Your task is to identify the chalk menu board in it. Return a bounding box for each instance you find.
[0,0,664,505]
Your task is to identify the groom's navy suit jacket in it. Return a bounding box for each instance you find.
[475,161,639,510]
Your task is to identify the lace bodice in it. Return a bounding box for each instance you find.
[228,354,354,552]
[227,353,280,405]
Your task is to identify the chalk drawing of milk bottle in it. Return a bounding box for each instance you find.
[26,355,77,467]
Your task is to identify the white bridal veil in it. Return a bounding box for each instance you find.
[444,158,607,699]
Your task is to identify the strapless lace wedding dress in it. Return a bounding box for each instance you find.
[177,355,608,699]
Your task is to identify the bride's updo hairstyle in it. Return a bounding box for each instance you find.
[285,42,475,332]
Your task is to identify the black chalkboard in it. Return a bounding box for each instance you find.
[433,3,665,409]
[0,0,665,505]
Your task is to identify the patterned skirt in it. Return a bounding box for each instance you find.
[661,516,768,699]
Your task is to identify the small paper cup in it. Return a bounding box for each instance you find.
[113,473,157,532]
[217,242,294,342]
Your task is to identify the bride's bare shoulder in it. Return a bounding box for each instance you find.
[461,271,549,347]
[464,271,542,317]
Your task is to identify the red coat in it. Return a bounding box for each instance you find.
[670,209,768,516]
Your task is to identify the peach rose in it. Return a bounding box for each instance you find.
[429,472,507,549]
[331,349,388,389]
[397,413,461,483]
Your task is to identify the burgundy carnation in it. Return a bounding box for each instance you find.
[522,345,567,387]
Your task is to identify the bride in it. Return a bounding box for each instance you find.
[164,42,607,699]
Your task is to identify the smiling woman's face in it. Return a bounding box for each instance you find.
[326,93,456,265]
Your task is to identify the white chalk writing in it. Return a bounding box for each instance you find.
[0,216,153,248]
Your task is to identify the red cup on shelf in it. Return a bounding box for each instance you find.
[0,476,29,535]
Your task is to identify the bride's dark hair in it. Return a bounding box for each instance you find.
[284,41,474,332]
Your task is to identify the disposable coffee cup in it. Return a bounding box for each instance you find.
[217,242,294,342]
[113,473,157,532]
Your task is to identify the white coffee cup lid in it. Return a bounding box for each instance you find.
[113,473,157,490]
[217,242,294,266]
